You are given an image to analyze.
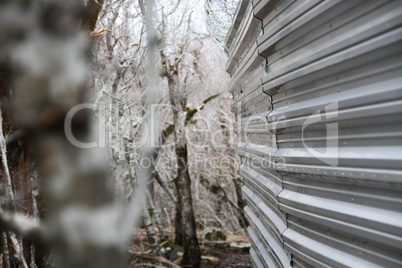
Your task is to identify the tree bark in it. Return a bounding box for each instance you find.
[0,108,29,268]
[167,75,201,268]
[233,177,248,228]
[174,202,183,246]
[81,0,105,32]
[0,108,15,211]
[2,232,11,268]
[30,175,39,268]
[142,206,160,255]
[0,107,12,268]
[146,190,165,240]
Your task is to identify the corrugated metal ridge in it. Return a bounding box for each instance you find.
[246,207,291,267]
[281,177,402,212]
[262,27,402,92]
[277,163,402,184]
[259,0,402,61]
[227,1,262,74]
[227,2,255,70]
[283,229,383,268]
[257,0,325,57]
[271,55,402,107]
[241,166,282,202]
[268,77,402,122]
[250,247,265,268]
[285,217,401,266]
[224,0,251,54]
[252,0,281,20]
[279,196,401,248]
[242,185,285,233]
[235,145,277,164]
[230,65,264,98]
[279,190,402,238]
[265,0,379,66]
[229,42,263,92]
[247,226,277,268]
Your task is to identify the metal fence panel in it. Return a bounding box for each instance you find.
[226,0,402,267]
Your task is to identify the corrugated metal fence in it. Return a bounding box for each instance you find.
[225,0,402,267]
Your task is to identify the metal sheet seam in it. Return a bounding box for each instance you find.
[259,71,291,252]
[250,0,300,255]
[251,0,264,34]
[250,0,269,69]
[224,0,251,56]
[248,0,300,261]
[262,103,292,254]
[229,59,239,77]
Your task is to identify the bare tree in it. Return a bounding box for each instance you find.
[165,61,202,267]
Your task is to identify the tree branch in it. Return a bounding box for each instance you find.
[0,212,42,240]
[161,94,220,145]
[153,171,177,203]
[130,253,181,268]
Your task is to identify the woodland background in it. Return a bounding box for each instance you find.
[0,0,250,267]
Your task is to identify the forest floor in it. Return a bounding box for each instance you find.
[200,246,251,268]
[130,228,252,267]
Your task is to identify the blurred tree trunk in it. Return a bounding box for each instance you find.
[1,0,107,266]
[0,1,124,267]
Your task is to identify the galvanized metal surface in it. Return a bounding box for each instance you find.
[226,0,402,267]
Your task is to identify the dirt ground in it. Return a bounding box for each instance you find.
[201,246,252,268]
[130,228,252,267]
